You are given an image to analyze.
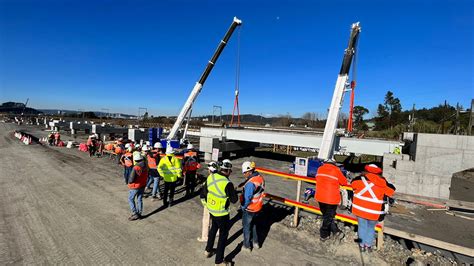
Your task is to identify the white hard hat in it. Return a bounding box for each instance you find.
[207,161,219,173]
[220,159,232,170]
[125,143,131,148]
[187,143,194,150]
[242,161,255,173]
[142,145,149,151]
[133,152,143,161]
[166,146,175,155]
[154,142,163,149]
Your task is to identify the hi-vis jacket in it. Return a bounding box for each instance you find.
[120,152,133,167]
[201,173,238,217]
[128,161,148,189]
[157,155,182,182]
[315,163,348,205]
[351,169,395,221]
[241,172,265,212]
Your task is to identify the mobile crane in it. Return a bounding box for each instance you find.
[166,17,242,151]
[318,22,361,160]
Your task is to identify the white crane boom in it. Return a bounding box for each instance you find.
[318,22,361,160]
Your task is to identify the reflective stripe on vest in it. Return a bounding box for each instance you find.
[352,176,385,215]
[316,173,338,181]
[158,156,182,182]
[206,174,230,217]
[246,175,265,212]
[354,177,385,204]
[147,155,157,169]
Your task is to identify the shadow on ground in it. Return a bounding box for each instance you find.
[225,203,291,262]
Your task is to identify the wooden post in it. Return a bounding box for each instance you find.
[293,180,302,227]
[377,221,384,250]
[273,144,276,152]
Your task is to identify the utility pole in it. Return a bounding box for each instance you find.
[409,104,415,132]
[455,103,460,135]
[468,99,474,136]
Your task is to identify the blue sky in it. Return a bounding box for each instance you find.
[0,0,472,118]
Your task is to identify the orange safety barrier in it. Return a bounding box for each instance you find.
[264,193,383,232]
[256,167,353,191]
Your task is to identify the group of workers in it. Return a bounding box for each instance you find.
[315,159,396,253]
[104,137,395,265]
[47,131,61,146]
[116,141,200,220]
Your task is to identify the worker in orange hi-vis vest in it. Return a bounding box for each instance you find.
[351,164,395,252]
[127,153,148,221]
[240,161,265,252]
[120,144,134,185]
[315,158,348,241]
[183,143,201,197]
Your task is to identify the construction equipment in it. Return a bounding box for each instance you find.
[166,17,242,149]
[318,22,361,160]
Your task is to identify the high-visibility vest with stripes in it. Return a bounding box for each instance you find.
[351,173,389,221]
[121,152,133,167]
[245,175,265,212]
[206,173,230,217]
[147,153,158,169]
[157,155,182,182]
[315,163,348,205]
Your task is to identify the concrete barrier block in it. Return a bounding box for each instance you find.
[417,134,458,149]
[461,150,474,170]
[396,160,415,172]
[439,187,450,199]
[466,136,474,151]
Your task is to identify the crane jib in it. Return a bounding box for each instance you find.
[167,17,242,144]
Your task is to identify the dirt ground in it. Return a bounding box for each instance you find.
[0,122,470,265]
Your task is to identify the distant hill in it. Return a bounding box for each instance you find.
[0,102,42,114]
[39,109,135,118]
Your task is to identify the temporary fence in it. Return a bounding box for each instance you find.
[256,167,385,248]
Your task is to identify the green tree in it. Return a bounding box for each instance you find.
[384,91,402,128]
[353,105,369,131]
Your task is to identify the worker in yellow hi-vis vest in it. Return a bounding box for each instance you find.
[200,159,238,265]
[157,147,182,207]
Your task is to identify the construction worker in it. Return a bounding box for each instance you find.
[183,143,201,197]
[149,142,164,200]
[315,158,348,241]
[157,146,182,207]
[127,153,148,221]
[54,131,60,146]
[143,145,161,200]
[351,164,396,252]
[197,161,219,243]
[240,161,265,251]
[114,139,125,164]
[87,135,96,157]
[201,159,238,266]
[48,132,54,146]
[120,144,134,185]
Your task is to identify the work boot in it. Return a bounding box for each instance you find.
[253,242,261,249]
[320,235,330,242]
[204,249,214,258]
[197,236,208,242]
[128,214,139,221]
[241,246,252,252]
